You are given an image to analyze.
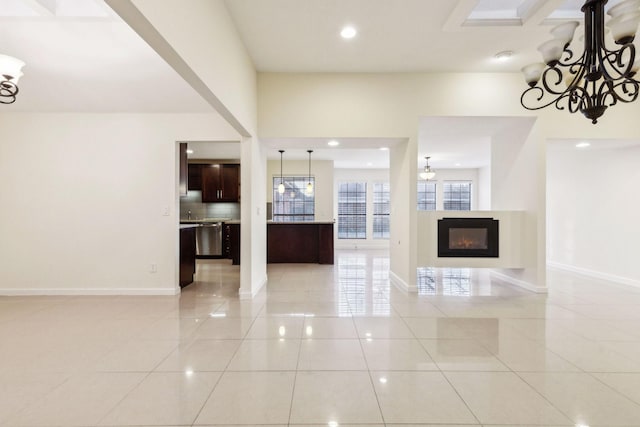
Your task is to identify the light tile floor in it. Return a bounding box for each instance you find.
[2,249,640,426]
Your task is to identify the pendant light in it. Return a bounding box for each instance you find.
[306,150,314,195]
[278,150,285,194]
[419,156,436,180]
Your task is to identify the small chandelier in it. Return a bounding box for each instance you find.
[419,156,436,180]
[306,150,314,195]
[0,54,25,105]
[278,150,285,194]
[520,0,640,124]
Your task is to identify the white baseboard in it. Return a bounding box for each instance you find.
[0,287,180,296]
[547,260,640,289]
[239,274,268,300]
[490,270,548,294]
[390,270,417,293]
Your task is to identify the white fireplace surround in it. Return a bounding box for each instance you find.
[418,210,527,269]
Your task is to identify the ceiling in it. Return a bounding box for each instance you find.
[223,0,635,73]
[261,137,405,169]
[3,0,638,168]
[0,0,211,112]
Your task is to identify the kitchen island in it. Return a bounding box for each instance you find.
[267,221,334,264]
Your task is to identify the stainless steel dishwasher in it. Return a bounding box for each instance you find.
[196,222,223,257]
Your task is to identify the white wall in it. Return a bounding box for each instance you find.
[0,113,238,294]
[111,0,257,136]
[266,159,334,222]
[478,165,491,210]
[108,0,267,298]
[256,71,640,292]
[489,118,542,287]
[334,168,391,249]
[547,143,640,287]
[240,136,267,299]
[257,73,550,291]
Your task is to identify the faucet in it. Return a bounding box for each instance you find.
[187,210,192,220]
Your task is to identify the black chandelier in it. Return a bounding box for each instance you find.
[0,54,25,105]
[521,0,640,124]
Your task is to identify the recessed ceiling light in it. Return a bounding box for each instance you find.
[328,140,340,147]
[494,50,514,61]
[455,162,462,166]
[186,149,194,154]
[575,141,591,148]
[379,147,389,151]
[340,26,357,39]
[367,162,373,166]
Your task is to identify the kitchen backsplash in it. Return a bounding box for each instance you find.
[180,191,240,220]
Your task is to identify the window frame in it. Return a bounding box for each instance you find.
[372,181,390,239]
[417,180,437,211]
[272,176,315,222]
[337,181,367,239]
[443,180,472,211]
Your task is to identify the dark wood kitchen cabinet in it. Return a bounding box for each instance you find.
[224,223,241,265]
[187,164,202,191]
[267,222,334,264]
[201,164,240,202]
[179,226,196,288]
[179,143,188,196]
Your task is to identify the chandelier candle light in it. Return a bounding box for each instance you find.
[0,54,25,104]
[520,0,640,124]
[420,156,436,180]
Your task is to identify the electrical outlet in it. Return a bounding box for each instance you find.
[162,206,170,216]
[150,263,157,273]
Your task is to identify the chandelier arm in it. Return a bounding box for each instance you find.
[521,87,573,111]
[540,67,567,95]
[598,79,619,107]
[0,80,19,104]
[611,79,640,103]
[566,85,587,114]
[557,48,584,68]
[599,43,636,81]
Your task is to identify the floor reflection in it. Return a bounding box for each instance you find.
[337,251,390,316]
[417,267,507,296]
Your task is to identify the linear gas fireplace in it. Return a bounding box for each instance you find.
[438,217,499,258]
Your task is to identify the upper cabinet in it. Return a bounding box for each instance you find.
[200,163,240,203]
[188,164,202,191]
[179,143,188,197]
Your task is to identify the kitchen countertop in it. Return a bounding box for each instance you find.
[179,224,200,229]
[180,218,233,224]
[267,221,335,224]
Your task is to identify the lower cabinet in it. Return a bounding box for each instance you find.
[267,223,334,264]
[225,223,241,265]
[179,227,197,287]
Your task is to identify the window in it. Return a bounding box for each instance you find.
[338,182,367,239]
[417,180,436,211]
[372,182,390,239]
[272,176,315,221]
[444,181,471,211]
